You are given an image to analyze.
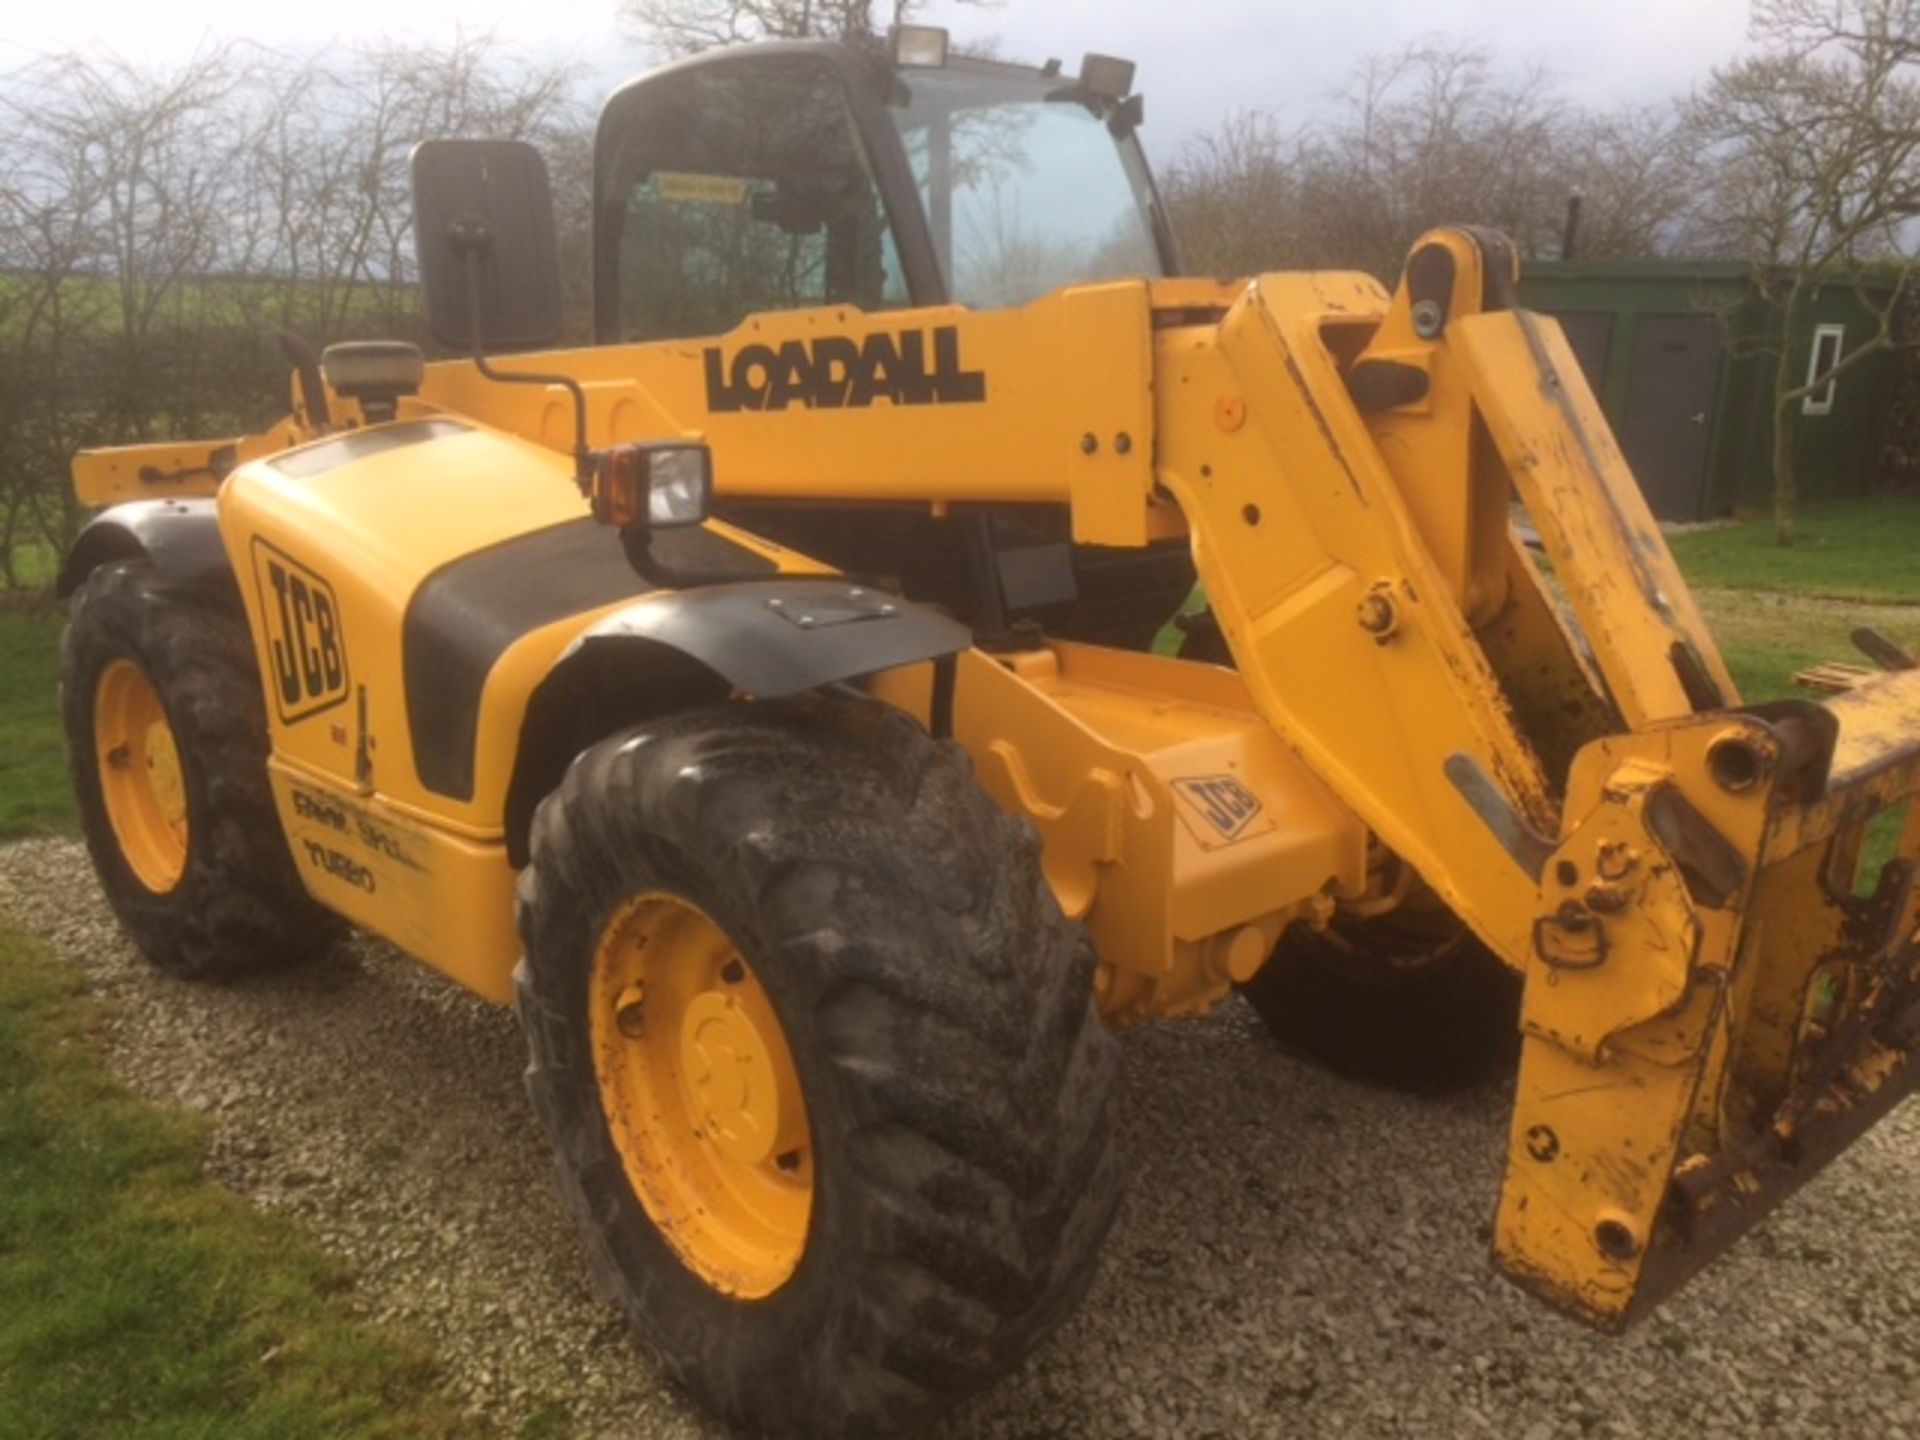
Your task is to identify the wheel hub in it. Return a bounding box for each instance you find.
[590,892,813,1298]
[94,659,190,893]
[680,991,784,1167]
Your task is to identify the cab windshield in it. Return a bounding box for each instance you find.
[888,66,1165,310]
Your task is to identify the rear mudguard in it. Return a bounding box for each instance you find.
[56,498,228,598]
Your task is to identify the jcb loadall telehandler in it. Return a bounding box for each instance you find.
[56,28,1920,1436]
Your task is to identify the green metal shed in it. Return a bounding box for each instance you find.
[1518,260,1900,521]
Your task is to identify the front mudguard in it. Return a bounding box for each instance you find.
[504,579,971,864]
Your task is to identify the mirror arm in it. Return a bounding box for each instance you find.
[459,243,596,489]
[278,330,332,433]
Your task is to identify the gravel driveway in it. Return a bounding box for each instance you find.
[4,836,1917,1438]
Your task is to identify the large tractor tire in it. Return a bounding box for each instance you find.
[515,695,1121,1438]
[1239,898,1520,1092]
[62,561,340,978]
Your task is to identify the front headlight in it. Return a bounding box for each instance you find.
[645,446,712,528]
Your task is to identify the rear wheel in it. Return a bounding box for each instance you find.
[62,561,340,978]
[1240,885,1520,1091]
[516,694,1121,1438]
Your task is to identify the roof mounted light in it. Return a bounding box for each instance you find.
[1079,52,1136,99]
[891,24,949,69]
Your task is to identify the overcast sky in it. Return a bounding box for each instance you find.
[3,0,1757,159]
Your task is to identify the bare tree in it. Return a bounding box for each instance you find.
[1162,38,1700,283]
[1689,0,1920,542]
[0,37,591,588]
[1306,41,1572,277]
[1159,110,1307,279]
[1559,104,1702,259]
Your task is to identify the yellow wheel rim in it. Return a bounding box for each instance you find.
[94,659,189,894]
[590,892,814,1298]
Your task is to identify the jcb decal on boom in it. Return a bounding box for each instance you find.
[1171,775,1264,843]
[250,537,349,724]
[703,324,986,412]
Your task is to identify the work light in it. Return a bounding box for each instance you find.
[1079,53,1136,99]
[591,443,712,531]
[891,24,950,69]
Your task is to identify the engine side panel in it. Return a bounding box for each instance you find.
[218,419,623,827]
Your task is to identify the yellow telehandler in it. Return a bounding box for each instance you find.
[55,28,1920,1437]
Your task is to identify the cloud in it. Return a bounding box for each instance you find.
[925,0,1754,156]
[5,0,1755,162]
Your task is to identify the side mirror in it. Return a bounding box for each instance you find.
[410,138,563,352]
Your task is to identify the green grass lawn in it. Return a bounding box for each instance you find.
[0,607,71,839]
[0,271,413,343]
[1678,498,1920,702]
[1666,493,1920,604]
[0,923,462,1440]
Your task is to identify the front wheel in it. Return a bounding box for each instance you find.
[515,695,1121,1437]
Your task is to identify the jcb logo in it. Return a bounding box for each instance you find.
[251,539,349,723]
[1172,775,1264,842]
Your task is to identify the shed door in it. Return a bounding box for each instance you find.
[1621,314,1721,521]
[1546,311,1613,396]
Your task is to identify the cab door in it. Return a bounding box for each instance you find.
[593,51,933,345]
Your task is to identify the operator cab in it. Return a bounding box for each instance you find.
[589,29,1192,649]
[592,29,1173,341]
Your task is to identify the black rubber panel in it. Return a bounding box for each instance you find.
[404,518,659,800]
[57,498,230,599]
[625,522,786,589]
[62,561,342,978]
[515,694,1122,1437]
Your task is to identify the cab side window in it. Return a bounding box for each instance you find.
[609,60,911,342]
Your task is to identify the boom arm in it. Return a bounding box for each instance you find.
[1156,229,1920,1326]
